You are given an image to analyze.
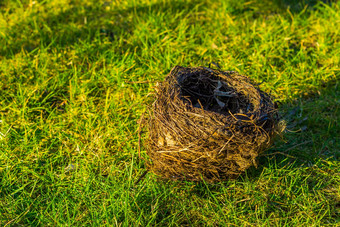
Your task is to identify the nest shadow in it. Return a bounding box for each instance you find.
[146,66,279,182]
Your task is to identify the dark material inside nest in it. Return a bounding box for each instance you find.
[177,67,254,115]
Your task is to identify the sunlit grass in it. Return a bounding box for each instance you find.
[0,0,339,225]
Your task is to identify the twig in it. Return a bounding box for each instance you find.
[125,80,158,84]
[284,140,312,152]
[134,170,148,186]
[261,140,313,158]
[235,198,251,204]
[137,112,145,160]
[260,152,296,159]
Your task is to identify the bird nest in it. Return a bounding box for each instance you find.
[145,66,279,182]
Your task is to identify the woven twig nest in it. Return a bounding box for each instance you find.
[146,66,279,182]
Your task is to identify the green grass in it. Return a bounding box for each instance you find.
[0,0,339,226]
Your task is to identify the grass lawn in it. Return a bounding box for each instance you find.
[0,0,339,226]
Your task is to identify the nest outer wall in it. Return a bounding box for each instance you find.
[146,66,279,182]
